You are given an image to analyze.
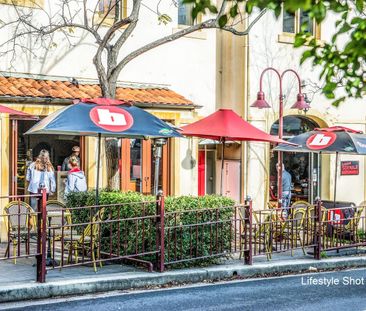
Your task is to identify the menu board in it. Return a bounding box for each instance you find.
[340,161,359,175]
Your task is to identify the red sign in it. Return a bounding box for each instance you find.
[328,209,344,225]
[341,161,359,175]
[89,106,134,132]
[306,132,337,150]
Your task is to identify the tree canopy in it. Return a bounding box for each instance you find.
[185,0,366,106]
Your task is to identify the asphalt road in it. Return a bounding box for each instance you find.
[6,269,366,311]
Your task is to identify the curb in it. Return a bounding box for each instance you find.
[1,256,366,303]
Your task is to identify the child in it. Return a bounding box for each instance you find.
[64,156,87,197]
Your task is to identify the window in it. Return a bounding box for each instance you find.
[0,0,43,8]
[178,0,194,26]
[98,0,127,21]
[280,9,320,42]
[283,11,295,33]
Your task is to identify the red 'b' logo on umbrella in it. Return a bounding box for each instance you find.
[306,132,336,150]
[90,106,134,132]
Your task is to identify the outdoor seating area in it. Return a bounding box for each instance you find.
[1,190,365,284]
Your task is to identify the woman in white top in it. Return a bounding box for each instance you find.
[26,149,56,211]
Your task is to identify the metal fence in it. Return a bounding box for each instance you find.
[164,202,252,267]
[46,197,163,273]
[0,190,47,282]
[2,192,366,283]
[319,203,366,253]
[251,205,318,259]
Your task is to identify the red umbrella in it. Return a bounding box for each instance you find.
[181,109,291,195]
[0,104,34,116]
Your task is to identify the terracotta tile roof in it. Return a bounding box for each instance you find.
[0,75,194,107]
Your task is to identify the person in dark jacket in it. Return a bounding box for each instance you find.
[62,146,80,171]
[64,156,87,197]
[276,163,292,218]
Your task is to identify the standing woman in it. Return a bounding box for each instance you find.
[26,149,56,211]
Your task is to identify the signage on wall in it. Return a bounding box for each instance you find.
[340,161,359,175]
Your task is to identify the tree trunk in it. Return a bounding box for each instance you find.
[100,73,120,189]
[105,138,120,189]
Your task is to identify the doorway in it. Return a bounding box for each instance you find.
[10,119,81,196]
[119,138,170,195]
[269,116,321,204]
[198,149,216,196]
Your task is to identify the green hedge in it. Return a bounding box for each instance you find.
[66,190,235,268]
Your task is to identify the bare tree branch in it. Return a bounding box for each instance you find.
[0,0,266,99]
[111,8,267,81]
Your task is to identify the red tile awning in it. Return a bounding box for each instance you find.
[0,75,194,108]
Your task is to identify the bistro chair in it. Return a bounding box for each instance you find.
[248,210,274,260]
[64,208,105,272]
[280,208,307,256]
[3,201,36,264]
[303,204,327,246]
[46,200,73,241]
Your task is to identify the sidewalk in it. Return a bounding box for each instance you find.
[1,249,366,303]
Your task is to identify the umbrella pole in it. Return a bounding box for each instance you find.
[220,139,225,195]
[96,133,101,205]
[333,152,339,208]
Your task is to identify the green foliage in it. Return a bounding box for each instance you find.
[320,251,328,259]
[158,14,173,25]
[66,190,236,268]
[187,0,366,106]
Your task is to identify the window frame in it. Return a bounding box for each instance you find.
[0,0,44,8]
[177,0,203,27]
[279,8,321,44]
[95,0,128,26]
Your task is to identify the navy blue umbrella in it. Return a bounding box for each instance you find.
[26,98,181,138]
[273,126,366,155]
[274,126,366,206]
[26,98,182,202]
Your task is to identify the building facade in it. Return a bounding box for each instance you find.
[0,0,224,239]
[1,0,364,241]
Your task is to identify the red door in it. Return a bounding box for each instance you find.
[198,150,205,196]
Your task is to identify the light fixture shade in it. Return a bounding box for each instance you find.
[291,93,311,110]
[251,91,271,109]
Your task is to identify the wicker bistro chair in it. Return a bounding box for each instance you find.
[46,200,73,241]
[63,208,105,272]
[280,208,307,256]
[250,210,276,260]
[3,201,36,263]
[304,205,328,246]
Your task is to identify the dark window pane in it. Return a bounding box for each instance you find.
[300,10,314,35]
[178,0,194,26]
[270,116,318,137]
[283,11,295,33]
[130,139,142,180]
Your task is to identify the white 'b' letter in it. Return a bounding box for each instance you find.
[97,108,127,126]
[309,134,331,146]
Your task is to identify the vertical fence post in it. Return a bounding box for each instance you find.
[156,190,165,272]
[36,189,47,282]
[244,197,253,265]
[314,197,322,260]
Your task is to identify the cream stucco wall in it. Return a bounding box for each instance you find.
[245,9,366,209]
[0,0,219,202]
